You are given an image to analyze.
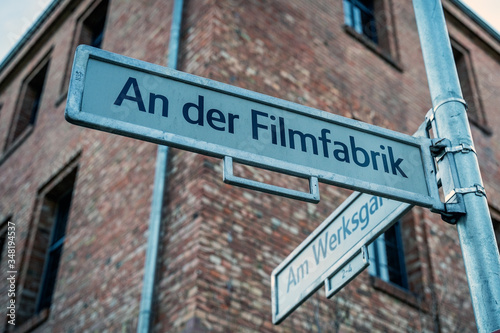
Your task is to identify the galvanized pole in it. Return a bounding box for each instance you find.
[412,0,500,331]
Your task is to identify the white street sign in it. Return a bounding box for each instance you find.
[271,192,411,324]
[66,46,442,209]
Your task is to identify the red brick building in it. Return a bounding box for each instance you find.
[1,0,499,332]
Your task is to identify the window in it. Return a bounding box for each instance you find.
[58,0,109,103]
[17,166,77,325]
[342,0,400,69]
[5,57,50,149]
[0,217,9,265]
[343,0,378,43]
[368,212,431,311]
[36,190,73,312]
[0,229,5,260]
[451,41,488,131]
[78,0,109,49]
[493,218,500,252]
[368,221,408,289]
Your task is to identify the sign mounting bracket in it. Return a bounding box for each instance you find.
[223,156,320,203]
[428,137,467,224]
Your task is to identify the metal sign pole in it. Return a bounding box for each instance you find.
[412,0,500,331]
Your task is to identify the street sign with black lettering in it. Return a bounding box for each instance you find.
[271,192,412,324]
[66,45,440,208]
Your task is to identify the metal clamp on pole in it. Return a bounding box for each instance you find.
[222,156,320,203]
[429,138,466,224]
[431,141,477,162]
[426,98,468,124]
[445,184,487,202]
[440,184,486,224]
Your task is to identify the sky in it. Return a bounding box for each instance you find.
[0,0,499,64]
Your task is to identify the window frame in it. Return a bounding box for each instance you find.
[15,157,79,330]
[342,0,402,71]
[0,216,11,267]
[491,208,500,252]
[58,0,110,104]
[450,39,490,134]
[368,220,409,290]
[35,189,74,313]
[366,210,433,312]
[4,53,51,152]
[343,0,378,44]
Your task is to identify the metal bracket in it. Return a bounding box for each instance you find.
[222,156,320,203]
[439,184,486,224]
[425,108,435,126]
[428,138,467,224]
[429,138,449,157]
[430,139,476,162]
[438,201,465,224]
[426,98,468,124]
[445,184,487,202]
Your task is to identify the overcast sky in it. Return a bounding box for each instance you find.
[0,0,499,63]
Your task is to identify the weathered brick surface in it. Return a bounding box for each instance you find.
[0,0,498,332]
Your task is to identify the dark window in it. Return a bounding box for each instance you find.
[0,232,5,260]
[343,0,378,43]
[57,0,109,102]
[453,47,476,118]
[0,219,8,266]
[493,218,500,252]
[342,0,401,68]
[6,59,49,147]
[17,166,77,324]
[36,190,73,313]
[451,42,488,130]
[368,221,408,289]
[79,0,109,49]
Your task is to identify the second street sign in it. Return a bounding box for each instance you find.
[66,45,440,208]
[271,192,412,324]
[271,126,426,324]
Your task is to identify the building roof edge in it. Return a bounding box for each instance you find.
[0,0,63,75]
[0,0,498,77]
[449,0,500,43]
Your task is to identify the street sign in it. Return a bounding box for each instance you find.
[66,45,442,209]
[271,191,411,324]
